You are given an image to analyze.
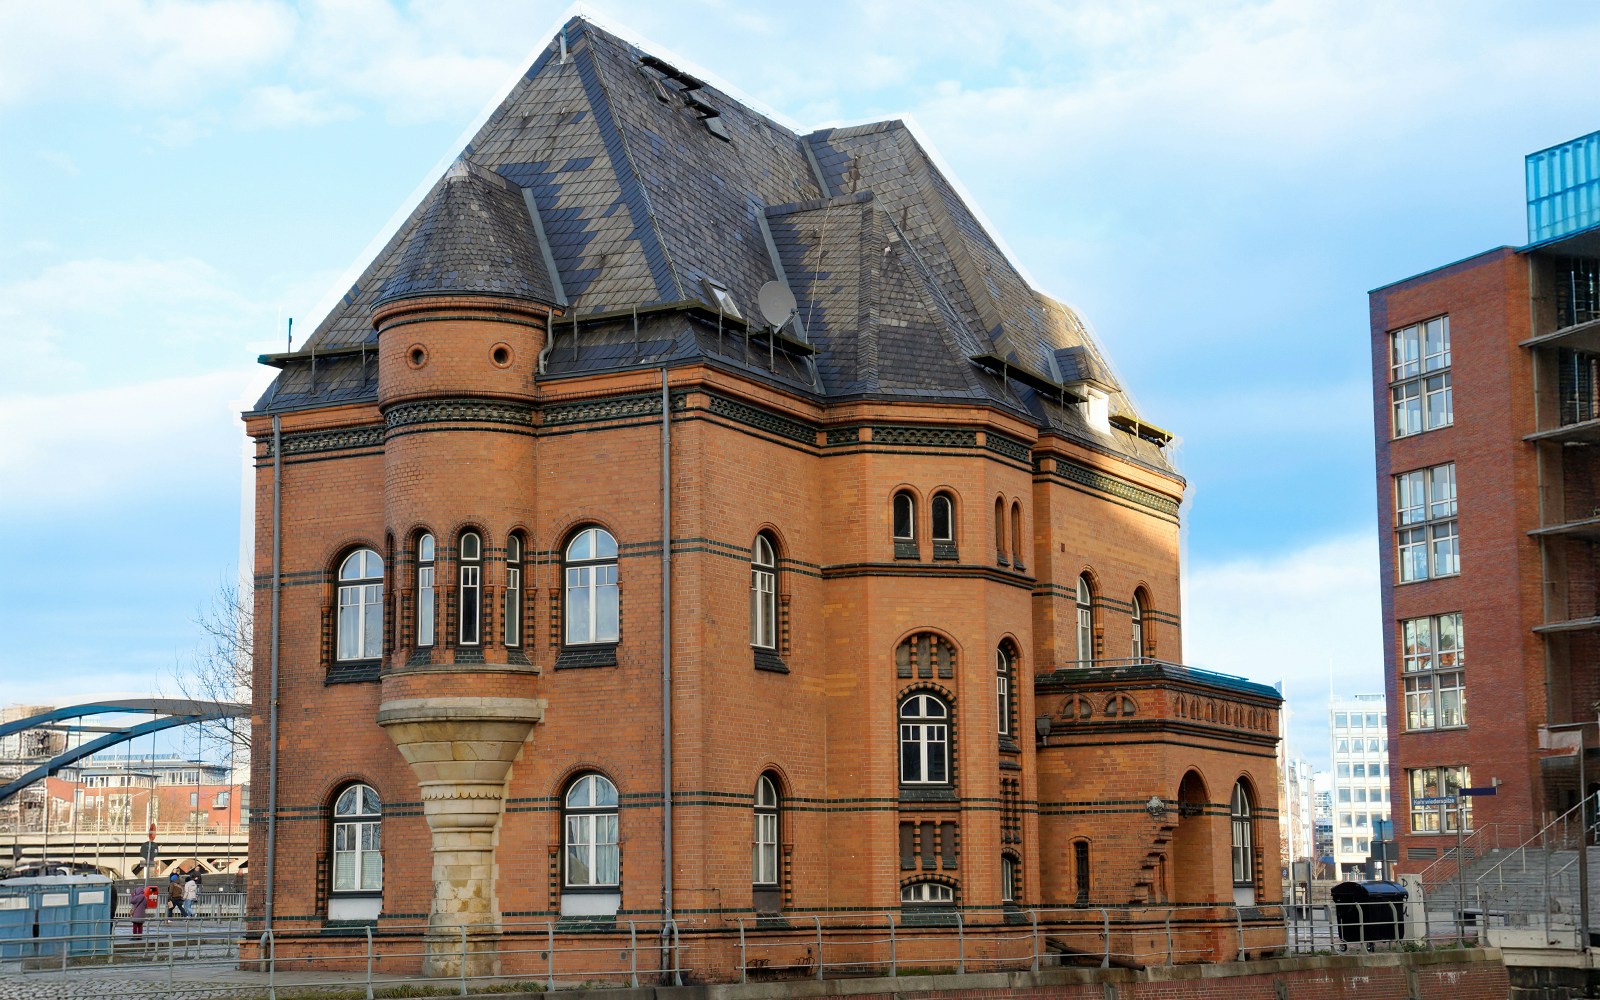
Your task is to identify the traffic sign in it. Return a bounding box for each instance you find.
[140,842,159,865]
[1461,786,1499,797]
[1415,795,1457,806]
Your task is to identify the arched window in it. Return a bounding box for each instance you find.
[1231,781,1255,888]
[1131,592,1146,659]
[931,493,954,542]
[415,534,435,648]
[899,694,950,784]
[996,645,1013,737]
[994,497,1007,565]
[753,774,779,888]
[505,534,523,647]
[337,549,384,661]
[564,774,619,888]
[893,491,916,541]
[1074,840,1091,905]
[1001,855,1017,904]
[565,527,619,645]
[1010,501,1024,568]
[751,534,777,649]
[901,881,954,905]
[458,531,482,646]
[330,783,381,919]
[1075,575,1095,664]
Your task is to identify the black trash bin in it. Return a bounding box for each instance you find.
[1331,880,1408,943]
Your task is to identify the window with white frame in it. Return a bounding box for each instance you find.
[996,645,1012,737]
[1390,316,1452,437]
[1001,855,1017,904]
[336,549,384,661]
[1075,575,1095,663]
[751,534,777,649]
[1395,463,1458,581]
[564,774,619,887]
[1402,612,1465,730]
[332,783,382,893]
[565,527,619,645]
[1409,765,1471,834]
[900,881,954,905]
[1131,592,1146,658]
[899,694,950,784]
[931,494,954,543]
[416,534,435,647]
[504,534,523,647]
[893,492,916,541]
[458,532,482,645]
[753,774,779,887]
[1230,782,1254,886]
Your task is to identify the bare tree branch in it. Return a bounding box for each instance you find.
[167,579,252,763]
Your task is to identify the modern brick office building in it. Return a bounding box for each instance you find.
[1369,130,1600,873]
[244,17,1281,976]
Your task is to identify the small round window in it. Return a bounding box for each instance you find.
[490,343,513,368]
[406,344,428,369]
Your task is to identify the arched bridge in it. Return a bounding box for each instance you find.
[0,698,249,804]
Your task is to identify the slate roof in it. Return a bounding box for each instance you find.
[251,16,1176,475]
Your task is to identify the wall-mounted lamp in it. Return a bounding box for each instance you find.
[1035,716,1052,745]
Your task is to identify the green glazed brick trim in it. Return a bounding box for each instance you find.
[705,392,817,444]
[871,425,978,449]
[385,398,535,431]
[266,425,384,457]
[1046,457,1181,517]
[984,432,1031,463]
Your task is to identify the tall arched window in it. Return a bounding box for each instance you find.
[1231,781,1255,890]
[1131,592,1145,659]
[330,783,381,919]
[1075,575,1095,664]
[893,492,916,541]
[1010,501,1024,568]
[899,694,950,784]
[505,534,523,647]
[565,527,619,645]
[931,493,954,542]
[996,645,1013,737]
[458,531,482,646]
[1001,855,1018,904]
[337,549,384,661]
[564,773,619,889]
[994,497,1007,565]
[415,534,435,648]
[751,534,777,649]
[753,774,780,890]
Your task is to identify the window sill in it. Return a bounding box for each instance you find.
[899,785,958,803]
[456,648,485,664]
[753,648,789,673]
[999,735,1021,754]
[1394,572,1460,586]
[932,542,958,561]
[555,644,619,670]
[327,661,381,685]
[1402,724,1468,734]
[893,540,920,560]
[407,647,433,666]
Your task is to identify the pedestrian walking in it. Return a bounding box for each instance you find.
[182,873,198,917]
[129,883,149,935]
[167,872,182,920]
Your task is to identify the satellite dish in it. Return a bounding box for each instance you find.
[757,281,797,329]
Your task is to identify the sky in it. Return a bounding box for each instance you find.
[2,0,1597,771]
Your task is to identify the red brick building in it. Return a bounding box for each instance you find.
[245,17,1280,976]
[1370,131,1600,874]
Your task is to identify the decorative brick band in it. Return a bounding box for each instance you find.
[266,425,385,457]
[983,432,1031,463]
[1046,457,1181,517]
[385,398,535,431]
[543,392,666,426]
[871,425,978,448]
[706,393,817,445]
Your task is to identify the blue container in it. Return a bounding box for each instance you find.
[0,890,35,959]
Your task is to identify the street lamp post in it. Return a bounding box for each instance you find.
[1544,720,1599,950]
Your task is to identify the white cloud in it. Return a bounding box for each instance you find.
[0,0,295,109]
[0,257,271,392]
[1183,532,1383,771]
[0,369,268,519]
[238,84,357,128]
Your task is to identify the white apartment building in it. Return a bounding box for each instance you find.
[1329,693,1392,877]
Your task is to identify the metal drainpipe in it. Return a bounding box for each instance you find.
[660,368,673,927]
[264,414,284,932]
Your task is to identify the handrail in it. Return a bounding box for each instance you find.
[1469,792,1596,890]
